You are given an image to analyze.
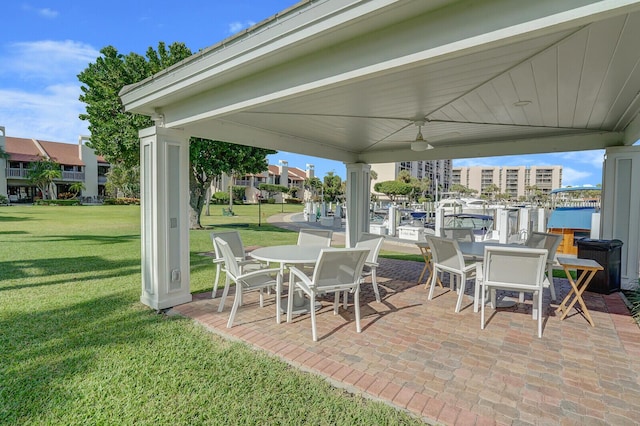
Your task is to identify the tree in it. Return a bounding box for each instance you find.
[189,138,274,228]
[69,182,86,198]
[323,171,343,202]
[373,180,412,202]
[27,159,62,200]
[450,184,476,197]
[258,183,289,200]
[79,43,275,228]
[78,43,192,168]
[105,163,140,198]
[303,177,323,201]
[483,183,500,200]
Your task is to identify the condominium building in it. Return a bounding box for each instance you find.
[0,127,109,202]
[452,165,562,199]
[218,160,315,203]
[371,160,452,200]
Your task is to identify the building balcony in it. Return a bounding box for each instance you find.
[61,171,85,181]
[6,168,28,178]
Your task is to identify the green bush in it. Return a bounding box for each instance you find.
[285,198,302,204]
[34,199,81,206]
[103,197,140,205]
[0,194,8,205]
[212,192,230,204]
[267,198,276,204]
[628,282,640,323]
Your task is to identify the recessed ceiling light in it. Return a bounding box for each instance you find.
[514,100,531,107]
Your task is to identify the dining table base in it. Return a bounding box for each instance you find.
[280,295,323,315]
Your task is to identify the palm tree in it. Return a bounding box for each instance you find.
[69,182,86,198]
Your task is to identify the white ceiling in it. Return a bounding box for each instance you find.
[121,0,640,164]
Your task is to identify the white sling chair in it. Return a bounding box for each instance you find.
[480,246,548,338]
[287,248,369,342]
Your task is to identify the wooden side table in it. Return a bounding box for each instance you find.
[415,242,442,289]
[556,256,604,327]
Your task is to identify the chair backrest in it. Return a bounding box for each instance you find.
[483,246,548,291]
[211,230,245,260]
[297,228,333,247]
[214,237,241,279]
[355,232,384,264]
[426,235,466,272]
[311,248,369,290]
[525,232,562,262]
[441,227,475,242]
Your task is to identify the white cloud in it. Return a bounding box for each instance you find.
[0,84,89,142]
[0,40,97,142]
[21,4,59,19]
[228,20,256,35]
[560,167,593,187]
[1,40,99,82]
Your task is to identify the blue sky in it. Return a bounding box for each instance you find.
[0,1,607,185]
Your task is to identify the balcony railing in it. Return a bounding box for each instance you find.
[61,171,85,181]
[6,168,85,181]
[6,168,28,178]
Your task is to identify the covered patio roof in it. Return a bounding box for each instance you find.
[120,0,640,163]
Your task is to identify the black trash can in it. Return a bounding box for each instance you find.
[576,239,623,294]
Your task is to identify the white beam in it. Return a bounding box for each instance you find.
[623,112,640,145]
[187,119,360,163]
[358,131,624,163]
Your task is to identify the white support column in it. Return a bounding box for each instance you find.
[0,126,7,198]
[345,163,371,248]
[602,146,640,289]
[139,126,192,310]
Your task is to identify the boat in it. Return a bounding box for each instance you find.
[444,213,495,241]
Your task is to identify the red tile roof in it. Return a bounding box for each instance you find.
[37,140,84,166]
[5,137,43,163]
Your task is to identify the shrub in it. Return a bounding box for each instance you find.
[285,198,302,204]
[0,195,8,205]
[103,197,140,205]
[34,199,81,206]
[628,282,640,324]
[267,198,276,204]
[58,192,76,200]
[212,192,229,204]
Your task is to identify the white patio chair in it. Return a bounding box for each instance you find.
[479,246,548,338]
[287,248,369,341]
[441,227,475,242]
[426,235,478,313]
[297,228,333,246]
[211,231,264,310]
[215,238,282,328]
[524,231,563,301]
[355,233,385,303]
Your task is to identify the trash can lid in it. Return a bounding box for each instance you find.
[576,238,623,249]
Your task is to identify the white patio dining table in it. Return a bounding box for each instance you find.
[250,244,326,315]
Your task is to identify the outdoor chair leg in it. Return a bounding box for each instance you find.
[212,264,221,298]
[371,269,381,303]
[218,276,231,313]
[354,286,361,333]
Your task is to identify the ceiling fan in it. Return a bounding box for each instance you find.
[409,121,433,151]
[404,120,460,151]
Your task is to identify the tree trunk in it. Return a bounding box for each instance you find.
[189,173,207,229]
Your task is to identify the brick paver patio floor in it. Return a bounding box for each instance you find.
[172,255,640,425]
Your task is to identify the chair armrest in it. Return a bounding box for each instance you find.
[237,267,281,281]
[289,266,313,292]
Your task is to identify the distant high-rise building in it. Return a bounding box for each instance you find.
[371,160,452,201]
[452,165,562,199]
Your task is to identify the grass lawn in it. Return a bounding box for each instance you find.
[0,204,424,425]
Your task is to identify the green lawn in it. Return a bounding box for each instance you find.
[0,204,424,425]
